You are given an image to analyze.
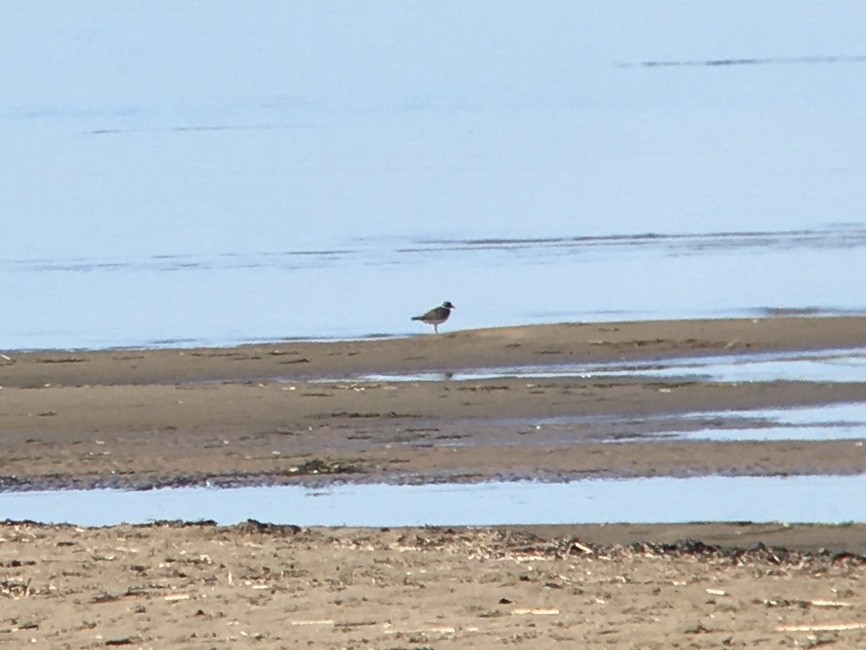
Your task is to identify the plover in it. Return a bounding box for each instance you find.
[411,301,455,334]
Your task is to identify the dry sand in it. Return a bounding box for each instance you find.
[2,316,866,647]
[2,522,865,648]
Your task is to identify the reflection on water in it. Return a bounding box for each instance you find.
[674,403,866,443]
[331,348,866,385]
[608,402,866,443]
[513,402,866,444]
[402,402,866,447]
[1,476,864,527]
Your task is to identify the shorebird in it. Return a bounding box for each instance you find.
[411,301,455,334]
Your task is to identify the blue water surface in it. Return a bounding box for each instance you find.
[2,2,865,348]
[2,476,865,527]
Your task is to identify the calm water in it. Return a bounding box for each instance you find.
[522,402,866,444]
[337,348,866,384]
[2,476,864,527]
[3,2,866,349]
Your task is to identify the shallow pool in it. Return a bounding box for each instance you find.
[339,348,866,385]
[1,475,864,527]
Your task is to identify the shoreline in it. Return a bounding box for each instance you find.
[4,315,866,384]
[0,316,865,491]
[3,317,866,646]
[2,438,866,493]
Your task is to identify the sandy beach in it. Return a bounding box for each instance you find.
[2,316,866,647]
[2,521,865,648]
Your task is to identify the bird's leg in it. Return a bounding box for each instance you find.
[434,324,439,334]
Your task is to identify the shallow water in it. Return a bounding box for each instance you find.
[394,402,866,447]
[3,227,865,349]
[2,3,866,349]
[345,348,866,385]
[670,402,866,442]
[1,476,864,527]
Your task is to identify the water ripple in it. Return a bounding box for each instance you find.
[623,54,866,69]
[6,226,865,275]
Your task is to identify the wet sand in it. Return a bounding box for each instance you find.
[2,317,866,647]
[1,316,866,490]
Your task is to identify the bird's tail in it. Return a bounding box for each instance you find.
[411,316,423,321]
